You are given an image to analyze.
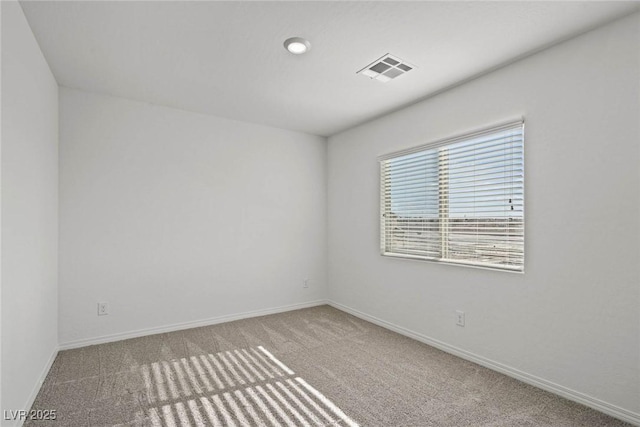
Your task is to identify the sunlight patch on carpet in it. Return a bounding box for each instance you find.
[139,346,358,426]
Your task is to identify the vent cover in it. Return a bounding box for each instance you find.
[357,54,415,82]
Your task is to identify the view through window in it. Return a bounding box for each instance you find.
[380,121,524,271]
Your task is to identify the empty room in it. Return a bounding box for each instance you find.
[2,1,639,426]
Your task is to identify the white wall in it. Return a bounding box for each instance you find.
[59,88,327,345]
[1,0,59,420]
[328,12,640,419]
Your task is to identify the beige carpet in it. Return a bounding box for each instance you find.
[27,305,628,426]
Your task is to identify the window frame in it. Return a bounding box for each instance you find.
[379,120,525,273]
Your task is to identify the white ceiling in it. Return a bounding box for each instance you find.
[20,1,639,136]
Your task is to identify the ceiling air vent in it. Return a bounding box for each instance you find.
[357,54,415,83]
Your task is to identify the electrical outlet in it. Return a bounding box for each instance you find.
[98,302,109,316]
[456,310,465,327]
[303,278,309,288]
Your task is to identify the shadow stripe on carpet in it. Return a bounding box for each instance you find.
[140,345,359,427]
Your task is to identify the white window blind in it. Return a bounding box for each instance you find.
[380,121,524,271]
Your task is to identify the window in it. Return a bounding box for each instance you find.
[379,121,524,271]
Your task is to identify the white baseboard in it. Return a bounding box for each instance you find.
[12,346,59,427]
[328,300,640,426]
[59,299,328,350]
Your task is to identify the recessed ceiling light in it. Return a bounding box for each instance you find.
[284,37,311,55]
